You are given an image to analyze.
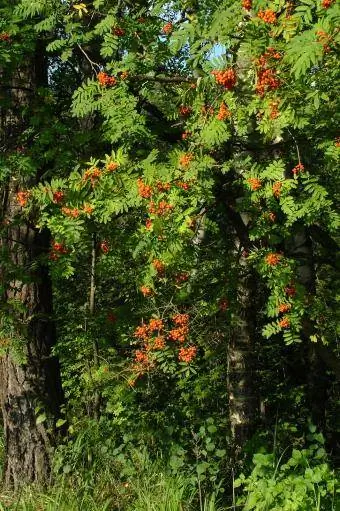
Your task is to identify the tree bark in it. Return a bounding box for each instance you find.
[0,39,63,489]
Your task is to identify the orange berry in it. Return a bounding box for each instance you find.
[178,346,197,363]
[247,177,262,191]
[278,316,290,329]
[162,22,173,34]
[265,252,282,266]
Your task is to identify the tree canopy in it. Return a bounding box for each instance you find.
[0,0,339,508]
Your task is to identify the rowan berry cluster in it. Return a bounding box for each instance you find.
[100,240,109,254]
[84,167,102,186]
[256,69,281,96]
[216,102,232,121]
[247,177,262,191]
[292,163,305,175]
[278,316,290,329]
[61,207,80,218]
[169,325,189,342]
[268,212,277,222]
[134,350,150,365]
[148,318,164,332]
[258,9,277,24]
[265,252,282,266]
[269,100,280,119]
[50,241,68,260]
[181,131,191,140]
[278,303,291,314]
[106,161,119,172]
[156,181,171,192]
[16,191,30,207]
[140,285,153,297]
[211,68,236,90]
[179,153,193,167]
[0,33,11,42]
[113,26,125,36]
[162,22,173,34]
[97,72,117,87]
[316,30,332,53]
[179,105,192,116]
[52,190,64,204]
[169,313,190,343]
[175,272,189,284]
[285,285,296,297]
[242,0,252,10]
[272,181,283,198]
[176,181,191,191]
[178,346,197,363]
[137,178,153,199]
[322,0,334,8]
[152,259,165,275]
[83,203,94,215]
[148,201,173,216]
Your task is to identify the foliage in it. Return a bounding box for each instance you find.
[0,0,340,506]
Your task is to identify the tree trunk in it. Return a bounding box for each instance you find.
[228,266,259,453]
[0,40,63,489]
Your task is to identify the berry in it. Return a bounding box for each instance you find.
[172,313,189,326]
[278,316,290,329]
[16,191,30,207]
[175,272,189,284]
[113,27,125,36]
[211,68,236,90]
[162,22,173,35]
[272,181,283,198]
[322,0,334,8]
[285,285,296,297]
[148,318,164,332]
[216,102,232,121]
[152,259,165,275]
[61,207,80,218]
[265,252,282,266]
[107,161,119,172]
[179,105,192,116]
[100,240,110,254]
[148,201,173,216]
[178,346,197,363]
[258,9,277,24]
[247,177,262,191]
[292,163,305,175]
[97,72,117,87]
[0,33,11,42]
[278,303,291,314]
[140,285,153,297]
[83,203,94,215]
[242,0,252,10]
[137,178,153,199]
[52,190,64,204]
[179,153,193,167]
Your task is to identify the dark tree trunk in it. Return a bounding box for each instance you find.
[0,40,63,489]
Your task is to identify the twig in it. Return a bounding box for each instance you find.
[77,44,101,72]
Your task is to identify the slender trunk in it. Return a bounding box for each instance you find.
[0,41,63,489]
[285,225,328,429]
[228,263,259,453]
[89,233,100,419]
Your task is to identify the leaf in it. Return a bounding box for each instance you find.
[36,413,46,425]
